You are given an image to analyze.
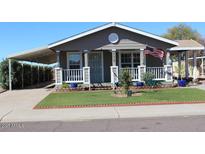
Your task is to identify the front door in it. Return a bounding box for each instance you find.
[89,52,103,83]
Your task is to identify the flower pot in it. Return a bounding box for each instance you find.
[70,83,78,89]
[178,80,186,87]
[136,82,144,87]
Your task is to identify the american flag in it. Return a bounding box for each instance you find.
[144,46,164,60]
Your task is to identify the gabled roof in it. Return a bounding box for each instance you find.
[169,40,205,51]
[48,22,178,48]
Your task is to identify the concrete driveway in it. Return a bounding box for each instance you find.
[0,88,52,121]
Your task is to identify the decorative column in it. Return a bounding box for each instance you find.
[111,49,117,66]
[165,51,172,81]
[140,48,145,65]
[110,49,118,89]
[166,51,171,65]
[84,50,89,67]
[55,50,62,86]
[185,51,189,79]
[8,59,12,91]
[83,50,90,90]
[55,67,63,85]
[138,48,146,82]
[56,50,61,67]
[193,50,197,80]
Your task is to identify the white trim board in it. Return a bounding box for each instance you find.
[169,47,205,51]
[48,22,178,48]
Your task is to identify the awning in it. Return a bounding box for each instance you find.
[169,40,205,51]
[8,46,56,64]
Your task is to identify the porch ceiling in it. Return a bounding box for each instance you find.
[8,46,56,64]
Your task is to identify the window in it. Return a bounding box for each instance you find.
[120,52,140,68]
[67,53,82,69]
[121,53,132,68]
[133,53,140,67]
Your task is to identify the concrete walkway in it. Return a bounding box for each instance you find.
[1,88,205,122]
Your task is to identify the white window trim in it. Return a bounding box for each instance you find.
[119,50,140,69]
[66,52,83,69]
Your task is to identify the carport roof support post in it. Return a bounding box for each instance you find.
[9,58,12,91]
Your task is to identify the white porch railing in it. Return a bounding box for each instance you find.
[119,66,170,81]
[62,69,84,83]
[119,68,139,81]
[146,67,166,80]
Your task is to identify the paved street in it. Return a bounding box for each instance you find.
[1,115,205,132]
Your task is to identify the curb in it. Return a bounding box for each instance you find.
[34,101,205,110]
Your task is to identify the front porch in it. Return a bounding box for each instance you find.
[55,49,172,87]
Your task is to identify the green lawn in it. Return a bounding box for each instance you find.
[36,88,205,107]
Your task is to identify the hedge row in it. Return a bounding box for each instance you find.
[0,59,53,90]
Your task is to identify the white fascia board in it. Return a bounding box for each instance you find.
[169,46,205,51]
[115,24,179,46]
[48,23,115,48]
[8,46,49,59]
[48,22,178,49]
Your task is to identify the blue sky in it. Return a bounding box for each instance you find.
[0,22,205,60]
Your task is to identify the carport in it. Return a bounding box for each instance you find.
[7,46,57,90]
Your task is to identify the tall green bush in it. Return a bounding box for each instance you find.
[0,59,53,90]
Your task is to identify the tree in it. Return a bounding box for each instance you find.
[163,24,201,41]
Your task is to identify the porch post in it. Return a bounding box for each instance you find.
[185,51,189,79]
[55,50,63,86]
[166,51,171,65]
[55,67,63,86]
[111,49,117,66]
[84,50,89,67]
[56,50,61,67]
[178,52,181,78]
[111,49,118,89]
[140,48,145,65]
[83,50,90,90]
[8,59,12,91]
[138,48,146,82]
[193,50,197,80]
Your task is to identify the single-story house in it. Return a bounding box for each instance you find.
[8,22,205,90]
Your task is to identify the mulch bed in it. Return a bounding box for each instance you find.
[34,101,205,110]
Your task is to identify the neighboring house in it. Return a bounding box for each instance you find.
[7,23,205,90]
[170,40,205,79]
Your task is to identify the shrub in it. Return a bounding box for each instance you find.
[143,72,155,86]
[119,69,132,94]
[0,59,53,89]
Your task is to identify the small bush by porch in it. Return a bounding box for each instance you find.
[35,88,205,109]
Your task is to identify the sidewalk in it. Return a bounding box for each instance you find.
[1,88,205,122]
[3,103,205,122]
